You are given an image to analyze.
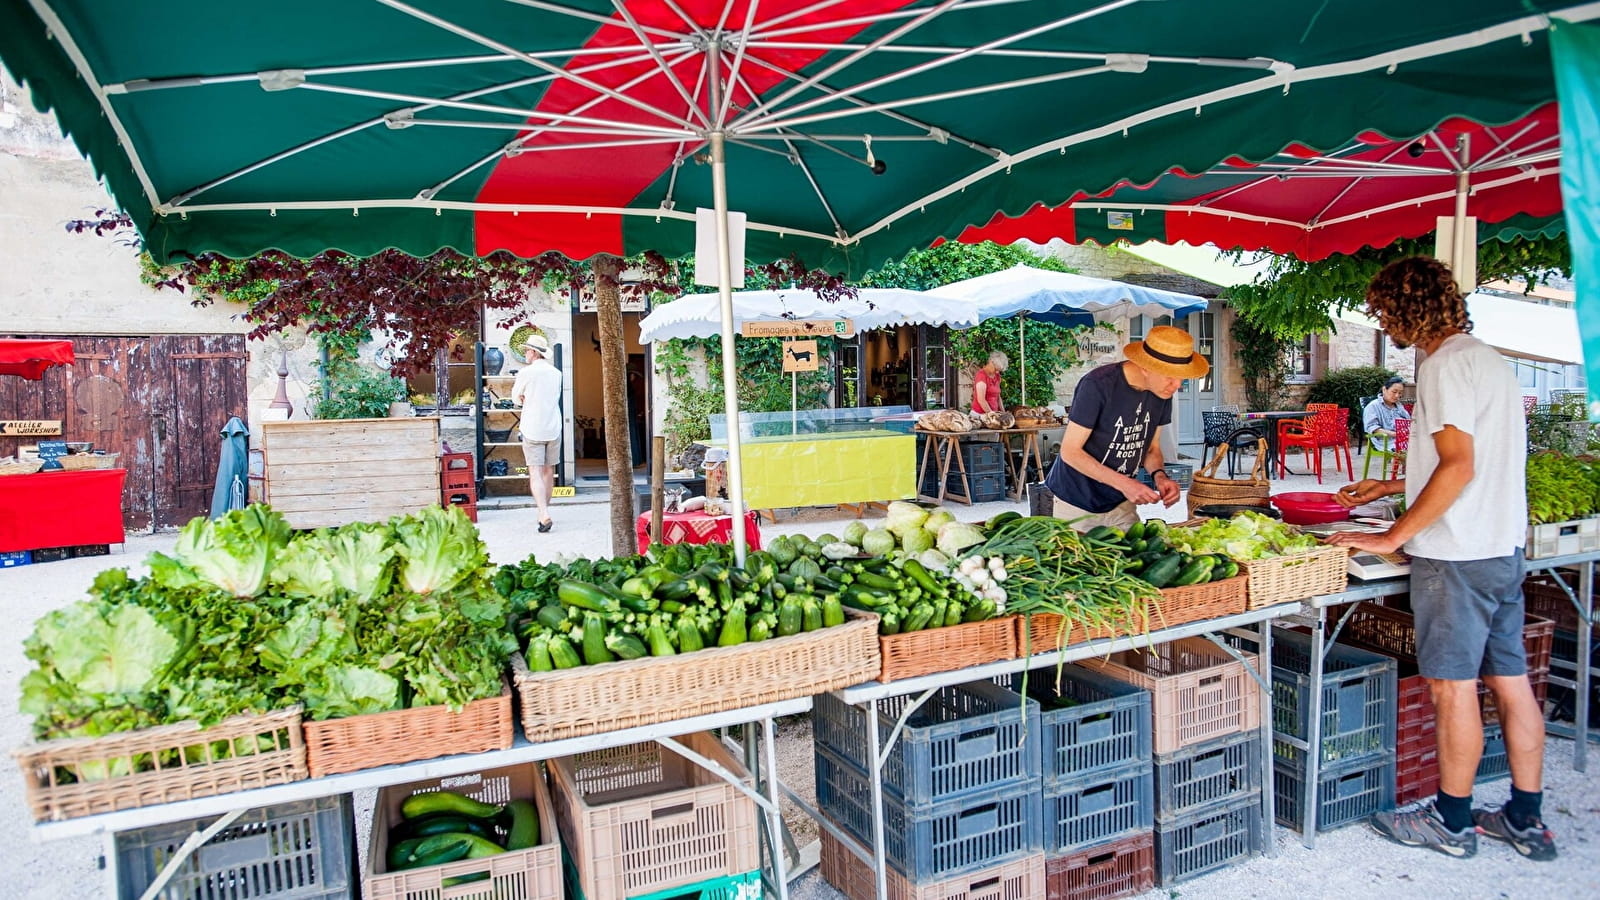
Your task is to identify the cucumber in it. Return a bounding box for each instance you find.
[1217,558,1240,580]
[387,836,426,871]
[401,790,503,821]
[1084,525,1124,543]
[1171,557,1216,587]
[1125,520,1146,543]
[393,812,501,843]
[504,799,540,851]
[1141,554,1184,589]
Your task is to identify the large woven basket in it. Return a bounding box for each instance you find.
[1186,438,1270,509]
[57,452,119,471]
[1017,575,1248,657]
[511,610,879,742]
[15,706,306,822]
[0,459,43,476]
[1239,545,1348,608]
[877,614,1020,683]
[302,683,513,778]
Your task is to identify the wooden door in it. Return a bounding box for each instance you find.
[161,340,248,527]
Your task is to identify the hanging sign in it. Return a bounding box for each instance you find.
[0,420,62,436]
[781,340,819,373]
[574,285,649,314]
[741,319,853,338]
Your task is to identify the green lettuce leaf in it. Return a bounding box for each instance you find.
[392,506,488,595]
[303,665,400,720]
[159,505,292,597]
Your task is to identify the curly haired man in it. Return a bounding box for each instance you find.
[1329,256,1553,861]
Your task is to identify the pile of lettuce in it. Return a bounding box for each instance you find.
[20,504,515,762]
[1167,511,1322,560]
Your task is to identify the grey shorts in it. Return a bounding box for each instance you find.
[1409,550,1527,681]
[522,438,559,466]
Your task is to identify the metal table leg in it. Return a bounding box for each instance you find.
[1578,561,1592,772]
[866,699,889,900]
[1259,617,1278,857]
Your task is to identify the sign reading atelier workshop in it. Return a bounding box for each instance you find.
[781,340,819,373]
[0,420,62,436]
[740,318,854,338]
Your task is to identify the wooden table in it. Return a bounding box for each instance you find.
[916,426,1050,505]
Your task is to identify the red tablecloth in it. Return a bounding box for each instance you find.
[636,509,762,555]
[0,468,127,552]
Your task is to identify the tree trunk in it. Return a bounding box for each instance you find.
[593,255,636,556]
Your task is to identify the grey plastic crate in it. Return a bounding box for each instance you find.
[1274,747,1396,833]
[1267,630,1397,767]
[1154,731,1262,822]
[116,795,354,900]
[1008,665,1151,787]
[1154,794,1263,887]
[1043,760,1154,854]
[812,682,1041,808]
[1477,724,1510,783]
[814,744,1042,883]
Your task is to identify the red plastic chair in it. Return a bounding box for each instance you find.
[1307,403,1354,478]
[1277,416,1323,482]
[1523,395,1539,415]
[1389,418,1412,479]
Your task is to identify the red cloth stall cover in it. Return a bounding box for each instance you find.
[0,339,75,380]
[0,469,126,552]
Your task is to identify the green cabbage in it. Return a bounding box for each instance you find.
[936,521,987,557]
[861,528,898,557]
[901,527,935,554]
[923,509,956,534]
[842,520,869,547]
[885,501,929,533]
[917,549,952,571]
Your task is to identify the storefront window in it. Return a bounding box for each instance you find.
[1287,334,1314,380]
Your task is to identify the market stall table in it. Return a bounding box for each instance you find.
[0,468,125,553]
[709,410,917,512]
[916,426,1050,504]
[1286,549,1598,849]
[815,602,1294,900]
[635,508,762,555]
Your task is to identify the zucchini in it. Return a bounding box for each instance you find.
[581,613,616,665]
[962,599,997,622]
[944,601,963,627]
[802,597,823,632]
[854,571,901,592]
[748,616,773,641]
[548,635,583,669]
[645,621,676,657]
[879,612,902,635]
[535,605,568,631]
[676,616,705,652]
[504,799,539,851]
[605,632,649,660]
[558,580,620,614]
[1141,554,1185,589]
[526,635,554,672]
[822,594,845,628]
[718,600,748,646]
[777,598,803,637]
[903,603,935,632]
[401,790,503,822]
[985,510,1023,530]
[387,836,427,871]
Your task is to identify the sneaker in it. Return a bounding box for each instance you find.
[1473,806,1558,861]
[1370,800,1478,858]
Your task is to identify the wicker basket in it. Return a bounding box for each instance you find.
[1186,438,1270,510]
[301,683,513,778]
[877,614,1020,683]
[511,610,879,742]
[1239,545,1348,608]
[0,459,43,476]
[1017,576,1247,657]
[14,707,306,822]
[56,453,118,471]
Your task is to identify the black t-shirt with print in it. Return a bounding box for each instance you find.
[1045,363,1172,513]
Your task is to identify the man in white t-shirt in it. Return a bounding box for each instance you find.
[511,335,563,532]
[1331,257,1551,862]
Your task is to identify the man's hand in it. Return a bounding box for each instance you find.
[1120,477,1161,506]
[1336,479,1394,509]
[1153,472,1182,507]
[1324,529,1403,554]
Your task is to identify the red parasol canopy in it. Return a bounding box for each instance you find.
[0,339,76,380]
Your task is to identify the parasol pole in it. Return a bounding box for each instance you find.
[709,98,748,565]
[1451,133,1474,287]
[1018,313,1027,405]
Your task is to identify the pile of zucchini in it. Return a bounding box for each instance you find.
[1082,520,1241,589]
[831,556,1000,635]
[517,543,850,669]
[386,790,539,880]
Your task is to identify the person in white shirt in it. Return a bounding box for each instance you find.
[511,334,563,532]
[1330,256,1550,862]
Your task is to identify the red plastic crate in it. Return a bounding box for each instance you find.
[1045,832,1154,900]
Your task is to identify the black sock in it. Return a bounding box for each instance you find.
[1435,790,1473,832]
[1505,787,1543,829]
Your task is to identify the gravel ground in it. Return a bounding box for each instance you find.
[4,484,1596,898]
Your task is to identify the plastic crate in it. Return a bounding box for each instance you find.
[1079,637,1260,755]
[563,852,760,900]
[1273,748,1395,833]
[1153,795,1262,887]
[819,830,1045,900]
[1477,725,1509,784]
[116,795,354,900]
[960,441,1008,473]
[1043,832,1154,900]
[815,745,1042,883]
[946,471,1006,503]
[1266,630,1396,767]
[31,546,70,563]
[1008,665,1152,787]
[1154,731,1262,822]
[70,543,110,557]
[0,550,30,567]
[549,732,760,900]
[1526,517,1600,559]
[1042,761,1153,854]
[1395,745,1440,807]
[1523,572,1596,636]
[812,682,1041,808]
[365,763,562,900]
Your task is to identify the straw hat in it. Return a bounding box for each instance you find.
[1123,325,1209,379]
[520,334,551,356]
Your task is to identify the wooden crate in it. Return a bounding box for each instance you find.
[262,417,441,529]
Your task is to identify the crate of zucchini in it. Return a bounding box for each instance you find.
[504,541,879,741]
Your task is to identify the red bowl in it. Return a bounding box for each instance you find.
[1271,491,1350,526]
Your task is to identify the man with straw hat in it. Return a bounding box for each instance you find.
[511,333,562,532]
[1043,325,1207,532]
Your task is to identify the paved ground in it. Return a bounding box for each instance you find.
[3,451,1595,898]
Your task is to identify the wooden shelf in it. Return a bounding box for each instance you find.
[484,474,529,481]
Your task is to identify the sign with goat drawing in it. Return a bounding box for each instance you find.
[781,340,819,373]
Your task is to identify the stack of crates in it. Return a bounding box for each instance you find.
[1079,637,1263,887]
[1335,604,1553,805]
[917,439,1007,502]
[1010,665,1156,900]
[1263,629,1397,832]
[441,452,477,521]
[813,682,1046,899]
[549,732,761,900]
[1523,573,1599,725]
